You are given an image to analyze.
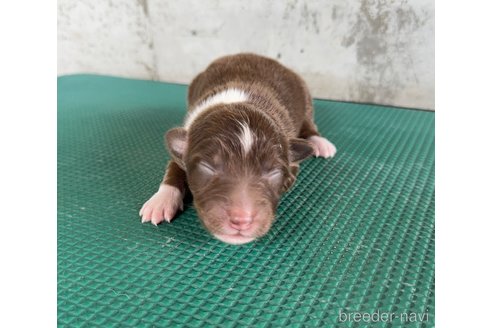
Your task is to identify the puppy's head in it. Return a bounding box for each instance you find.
[166,105,313,244]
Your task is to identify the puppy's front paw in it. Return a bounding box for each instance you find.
[139,184,183,225]
[307,135,337,158]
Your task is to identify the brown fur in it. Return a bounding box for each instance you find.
[187,53,320,139]
[158,53,325,244]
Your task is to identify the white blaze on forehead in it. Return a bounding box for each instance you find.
[184,88,249,129]
[238,121,255,155]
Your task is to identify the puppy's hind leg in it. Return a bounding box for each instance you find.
[298,113,337,159]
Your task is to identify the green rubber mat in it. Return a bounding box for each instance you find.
[58,75,434,327]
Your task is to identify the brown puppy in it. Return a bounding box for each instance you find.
[140,53,336,244]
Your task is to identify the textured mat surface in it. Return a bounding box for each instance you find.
[58,75,435,327]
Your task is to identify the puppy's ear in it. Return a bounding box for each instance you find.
[165,128,188,170]
[288,138,314,163]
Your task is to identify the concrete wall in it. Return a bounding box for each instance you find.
[58,0,434,110]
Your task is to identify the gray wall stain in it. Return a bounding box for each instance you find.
[283,0,321,34]
[283,0,299,20]
[137,0,148,16]
[331,6,338,20]
[341,0,433,106]
[58,0,434,110]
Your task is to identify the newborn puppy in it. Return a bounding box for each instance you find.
[140,53,336,244]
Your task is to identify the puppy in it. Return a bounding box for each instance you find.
[140,53,336,244]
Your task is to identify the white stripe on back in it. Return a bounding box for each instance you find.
[184,88,249,129]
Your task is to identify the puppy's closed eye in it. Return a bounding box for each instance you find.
[263,169,283,185]
[198,161,216,176]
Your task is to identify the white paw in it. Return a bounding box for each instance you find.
[139,184,183,225]
[307,135,337,158]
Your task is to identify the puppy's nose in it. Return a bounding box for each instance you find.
[229,208,254,231]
